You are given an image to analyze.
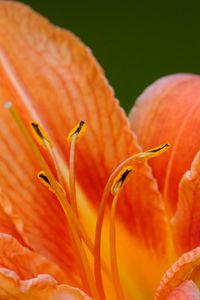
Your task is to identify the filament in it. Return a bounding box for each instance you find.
[5,103,100,299]
[67,121,86,214]
[5,102,173,300]
[110,193,125,300]
[69,134,78,214]
[31,121,66,187]
[110,167,133,300]
[94,143,170,300]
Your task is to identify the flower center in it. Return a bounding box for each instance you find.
[5,102,171,300]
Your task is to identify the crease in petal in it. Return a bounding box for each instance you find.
[174,151,200,254]
[0,233,69,284]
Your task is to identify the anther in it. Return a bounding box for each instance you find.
[31,122,52,149]
[38,171,53,192]
[38,171,51,185]
[111,166,134,195]
[67,120,86,143]
[137,143,170,159]
[38,170,66,198]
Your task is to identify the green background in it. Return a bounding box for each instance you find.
[19,0,200,112]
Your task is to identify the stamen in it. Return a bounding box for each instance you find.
[38,170,97,265]
[94,144,170,300]
[5,103,100,299]
[110,167,133,300]
[67,121,86,215]
[5,101,173,300]
[38,170,101,299]
[38,170,66,197]
[31,122,65,186]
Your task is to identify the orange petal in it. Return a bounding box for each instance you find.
[174,151,200,254]
[0,233,70,284]
[0,1,168,254]
[0,0,140,205]
[165,281,200,300]
[155,247,200,300]
[0,109,78,280]
[129,74,200,214]
[0,269,91,300]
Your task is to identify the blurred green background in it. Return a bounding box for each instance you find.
[20,0,200,112]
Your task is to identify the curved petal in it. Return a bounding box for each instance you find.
[0,233,70,284]
[0,108,78,279]
[0,0,139,204]
[165,280,200,300]
[0,1,168,253]
[155,247,200,300]
[174,151,200,254]
[129,73,200,214]
[0,269,91,300]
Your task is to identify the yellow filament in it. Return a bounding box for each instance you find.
[110,194,125,300]
[5,103,100,299]
[94,143,171,300]
[69,134,78,214]
[110,167,133,300]
[45,140,67,188]
[67,120,86,143]
[5,102,173,299]
[38,170,100,298]
[67,121,86,214]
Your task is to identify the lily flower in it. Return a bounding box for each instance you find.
[0,1,199,300]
